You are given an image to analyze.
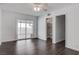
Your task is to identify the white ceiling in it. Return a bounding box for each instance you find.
[0,3,79,16]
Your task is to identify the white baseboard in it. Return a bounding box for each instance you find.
[2,39,17,43]
[53,39,65,44]
[66,45,79,52]
[38,38,46,41]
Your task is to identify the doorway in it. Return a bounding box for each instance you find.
[17,20,33,40]
[46,15,52,42]
[55,15,65,44]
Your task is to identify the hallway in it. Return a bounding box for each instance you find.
[0,39,79,55]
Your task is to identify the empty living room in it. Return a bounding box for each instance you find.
[0,1,79,59]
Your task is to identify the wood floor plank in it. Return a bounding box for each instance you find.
[0,39,79,55]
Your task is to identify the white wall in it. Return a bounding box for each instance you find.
[65,7,79,51]
[1,10,37,42]
[38,15,47,40]
[55,15,65,43]
[0,9,2,45]
[38,5,79,51]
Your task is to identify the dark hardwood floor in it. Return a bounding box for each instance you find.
[0,39,79,55]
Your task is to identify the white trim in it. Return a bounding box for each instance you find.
[66,45,79,52]
[1,39,17,43]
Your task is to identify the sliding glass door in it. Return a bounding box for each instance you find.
[17,20,33,39]
[26,23,33,38]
